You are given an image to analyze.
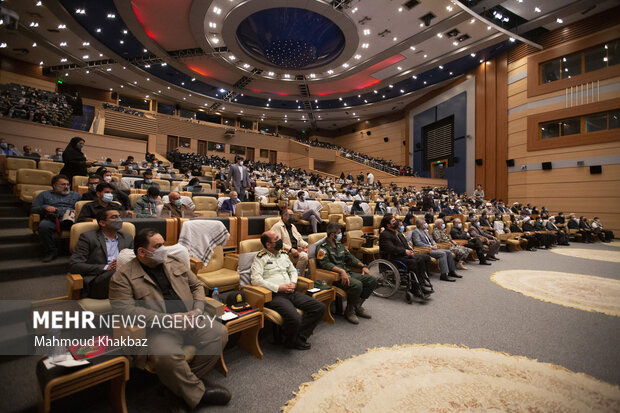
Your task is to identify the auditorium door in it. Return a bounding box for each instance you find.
[246,147,255,161]
[269,150,277,163]
[431,159,448,179]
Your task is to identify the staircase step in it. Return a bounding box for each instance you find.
[0,242,42,261]
[0,207,27,217]
[0,199,22,207]
[0,274,66,300]
[0,257,71,281]
[0,228,38,244]
[0,217,29,229]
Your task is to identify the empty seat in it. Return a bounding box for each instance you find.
[38,161,64,174]
[7,158,37,183]
[16,169,54,203]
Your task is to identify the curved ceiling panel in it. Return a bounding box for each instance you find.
[130,0,198,51]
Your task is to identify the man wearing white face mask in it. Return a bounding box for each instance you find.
[109,229,231,410]
[293,191,323,233]
[70,207,133,298]
[77,182,126,222]
[162,191,193,218]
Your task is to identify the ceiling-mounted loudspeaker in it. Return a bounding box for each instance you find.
[590,165,602,174]
[542,162,552,170]
[506,159,515,167]
[384,137,389,142]
[475,158,483,166]
[366,131,371,136]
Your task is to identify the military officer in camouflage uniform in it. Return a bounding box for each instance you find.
[316,223,377,324]
[251,230,325,350]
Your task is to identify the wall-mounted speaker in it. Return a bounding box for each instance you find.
[402,140,406,146]
[590,165,602,174]
[384,137,389,142]
[577,161,585,166]
[111,92,118,100]
[453,156,459,164]
[506,159,515,167]
[415,143,421,149]
[542,162,552,170]
[475,158,483,166]
[366,131,371,136]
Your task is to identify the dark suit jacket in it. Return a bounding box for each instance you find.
[567,219,580,229]
[522,221,537,232]
[228,164,250,193]
[70,229,133,285]
[220,198,239,215]
[134,180,160,190]
[450,227,470,240]
[77,200,123,222]
[379,229,410,260]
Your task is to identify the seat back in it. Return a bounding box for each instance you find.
[153,179,170,192]
[18,184,52,203]
[38,162,64,174]
[194,196,217,212]
[124,218,178,246]
[264,216,280,231]
[72,175,89,188]
[16,168,53,185]
[328,203,344,214]
[180,217,237,252]
[235,202,260,217]
[74,200,92,220]
[70,221,135,252]
[7,158,36,171]
[446,222,453,234]
[129,193,143,209]
[345,216,363,231]
[203,245,224,272]
[238,216,266,241]
[308,232,327,245]
[239,239,263,254]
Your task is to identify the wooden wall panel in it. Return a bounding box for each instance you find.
[330,119,405,165]
[496,53,509,201]
[485,62,498,198]
[475,63,486,189]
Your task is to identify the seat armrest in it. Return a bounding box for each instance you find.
[190,257,204,274]
[453,239,467,246]
[296,276,313,293]
[312,268,340,284]
[223,255,239,270]
[66,274,83,300]
[29,213,41,233]
[348,237,364,249]
[436,242,452,249]
[413,246,432,254]
[242,285,272,309]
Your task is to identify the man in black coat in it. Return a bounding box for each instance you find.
[378,214,433,299]
[450,218,490,265]
[522,217,553,249]
[70,207,133,298]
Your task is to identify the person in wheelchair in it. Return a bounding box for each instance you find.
[378,214,433,300]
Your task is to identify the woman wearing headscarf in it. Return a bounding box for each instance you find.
[60,137,91,188]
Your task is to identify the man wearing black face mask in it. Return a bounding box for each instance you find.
[70,207,133,298]
[251,231,325,350]
[271,209,309,275]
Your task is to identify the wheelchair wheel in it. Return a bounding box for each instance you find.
[405,291,414,304]
[368,259,400,298]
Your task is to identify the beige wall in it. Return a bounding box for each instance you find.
[506,36,620,232]
[0,70,56,92]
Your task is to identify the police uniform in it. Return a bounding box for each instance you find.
[250,248,325,346]
[316,240,377,307]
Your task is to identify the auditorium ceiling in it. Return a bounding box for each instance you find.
[0,0,616,130]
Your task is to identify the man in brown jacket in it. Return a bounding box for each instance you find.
[271,209,309,276]
[109,229,230,410]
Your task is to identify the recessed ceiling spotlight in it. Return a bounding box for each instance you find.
[398,7,403,12]
[470,18,475,24]
[107,13,116,19]
[213,6,221,14]
[133,81,137,84]
[436,33,443,38]
[209,22,217,28]
[419,23,424,27]
[534,7,541,13]
[243,63,250,69]
[82,55,89,59]
[423,54,427,58]
[393,37,398,41]
[453,41,458,46]
[36,1,42,6]
[423,81,427,84]
[446,5,453,12]
[268,71,275,76]
[364,99,368,103]
[363,29,370,35]
[119,40,124,44]
[480,59,484,63]
[59,42,67,47]
[284,73,290,78]
[96,28,101,33]
[161,62,167,66]
[342,63,349,68]
[361,43,369,48]
[39,61,44,65]
[412,75,417,79]
[509,37,515,42]
[410,46,416,50]
[29,22,39,27]
[123,29,128,34]
[143,49,148,53]
[373,90,378,94]
[32,42,37,47]
[58,24,66,29]
[144,64,150,68]
[397,66,402,70]
[449,71,453,75]
[354,54,361,59]
[382,95,385,98]
[487,25,491,30]
[470,53,476,57]
[352,7,358,13]
[146,78,150,81]
[229,55,236,60]
[65,73,68,76]
[82,41,90,46]
[327,69,334,74]
[106,67,111,71]
[400,89,404,93]
[439,65,443,69]
[309,73,316,78]
[212,38,219,44]
[268,98,271,101]
[60,58,67,62]
[556,18,563,23]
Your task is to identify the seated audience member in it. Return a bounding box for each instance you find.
[134,170,160,190]
[220,191,241,215]
[567,213,591,242]
[555,212,566,225]
[509,216,538,251]
[403,209,415,226]
[468,217,500,260]
[51,147,64,162]
[546,216,570,246]
[479,212,492,228]
[31,174,81,262]
[293,191,324,233]
[77,182,126,222]
[271,209,309,276]
[522,216,554,249]
[450,218,491,264]
[579,216,596,243]
[251,231,325,350]
[591,217,614,243]
[473,184,485,200]
[81,174,102,200]
[22,145,40,159]
[378,215,432,299]
[2,142,22,156]
[162,191,193,218]
[99,170,131,210]
[316,223,377,324]
[411,218,461,282]
[70,207,133,298]
[350,200,365,215]
[134,186,163,218]
[534,216,557,246]
[185,177,203,193]
[121,156,135,166]
[432,218,471,270]
[109,229,230,409]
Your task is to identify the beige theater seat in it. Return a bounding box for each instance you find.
[38,161,64,175]
[192,246,240,292]
[152,179,170,192]
[72,175,89,189]
[344,216,379,261]
[264,216,280,231]
[7,158,37,184]
[15,169,54,203]
[235,202,260,217]
[194,196,218,217]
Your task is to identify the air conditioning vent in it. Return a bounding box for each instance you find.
[403,0,420,10]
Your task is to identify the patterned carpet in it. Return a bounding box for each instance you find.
[550,247,620,263]
[491,270,620,317]
[283,345,620,412]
